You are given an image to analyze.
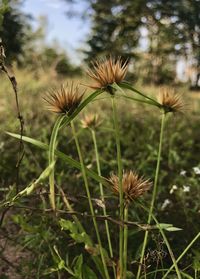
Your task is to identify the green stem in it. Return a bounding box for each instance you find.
[153,216,182,279]
[138,201,182,279]
[60,89,103,129]
[49,115,65,210]
[111,96,124,278]
[123,206,129,278]
[59,187,85,236]
[60,187,107,277]
[71,121,110,279]
[119,82,161,107]
[91,129,116,278]
[163,232,200,278]
[136,112,166,279]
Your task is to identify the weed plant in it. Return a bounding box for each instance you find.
[0,55,200,278]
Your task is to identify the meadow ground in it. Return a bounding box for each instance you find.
[0,69,200,278]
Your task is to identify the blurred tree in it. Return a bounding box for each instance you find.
[176,0,200,87]
[84,0,144,62]
[0,0,10,29]
[0,0,31,62]
[66,0,199,85]
[147,0,200,86]
[138,2,181,84]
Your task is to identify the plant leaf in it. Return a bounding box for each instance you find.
[60,89,104,129]
[6,132,110,188]
[119,81,161,107]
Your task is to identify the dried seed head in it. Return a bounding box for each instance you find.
[87,56,129,92]
[81,113,101,129]
[108,171,152,205]
[158,88,185,114]
[44,83,84,115]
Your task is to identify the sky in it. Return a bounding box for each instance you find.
[21,0,90,63]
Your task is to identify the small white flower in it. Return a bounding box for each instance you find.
[183,185,190,192]
[161,199,171,210]
[193,167,200,175]
[170,185,178,194]
[180,170,186,176]
[94,198,105,209]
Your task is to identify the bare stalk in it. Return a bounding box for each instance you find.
[0,42,24,193]
[71,120,110,279]
[111,96,124,278]
[137,112,165,279]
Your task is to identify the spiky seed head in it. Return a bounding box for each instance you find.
[44,83,84,115]
[158,88,185,114]
[87,56,129,92]
[108,171,152,205]
[81,113,101,129]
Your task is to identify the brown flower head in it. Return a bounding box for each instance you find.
[44,83,84,115]
[81,113,101,129]
[108,171,151,205]
[158,88,185,114]
[87,56,129,92]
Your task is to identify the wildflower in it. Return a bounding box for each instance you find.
[170,185,178,194]
[193,166,200,175]
[180,170,186,176]
[158,88,184,114]
[94,198,105,209]
[183,185,190,192]
[161,199,171,211]
[44,83,84,115]
[108,171,151,205]
[81,113,101,129]
[87,56,128,92]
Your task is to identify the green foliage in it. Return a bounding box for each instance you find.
[0,0,31,62]
[60,219,91,246]
[0,71,200,278]
[55,57,82,76]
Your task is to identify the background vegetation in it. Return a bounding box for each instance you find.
[0,0,200,278]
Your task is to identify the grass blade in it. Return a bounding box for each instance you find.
[6,132,110,188]
[60,89,104,129]
[119,81,161,107]
[49,115,65,210]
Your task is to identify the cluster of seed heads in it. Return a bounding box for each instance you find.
[43,56,184,201]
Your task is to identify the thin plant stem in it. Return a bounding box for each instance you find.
[71,121,110,279]
[59,187,107,278]
[163,232,200,278]
[152,216,182,279]
[137,112,166,279]
[111,96,124,278]
[0,58,25,193]
[49,115,65,210]
[138,201,182,279]
[123,206,129,278]
[91,129,116,278]
[119,82,161,107]
[59,187,85,235]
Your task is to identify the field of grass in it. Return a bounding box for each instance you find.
[0,68,200,278]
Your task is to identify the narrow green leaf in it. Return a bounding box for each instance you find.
[60,89,104,129]
[119,81,161,107]
[6,132,110,188]
[121,95,158,106]
[3,162,55,206]
[165,227,182,232]
[74,254,83,277]
[82,264,98,279]
[49,115,66,210]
